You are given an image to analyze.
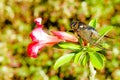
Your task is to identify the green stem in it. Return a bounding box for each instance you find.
[89,61,96,80]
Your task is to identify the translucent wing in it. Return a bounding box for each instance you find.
[77,26,99,43]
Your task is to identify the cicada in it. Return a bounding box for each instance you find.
[70,20,104,48]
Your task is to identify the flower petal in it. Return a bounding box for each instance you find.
[51,31,78,42]
[30,27,61,44]
[30,27,48,41]
[27,41,45,58]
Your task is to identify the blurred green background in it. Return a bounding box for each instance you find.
[0,0,120,80]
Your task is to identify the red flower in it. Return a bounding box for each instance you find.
[27,18,78,58]
[27,41,45,58]
[51,31,78,42]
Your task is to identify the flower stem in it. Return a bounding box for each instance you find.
[89,61,96,80]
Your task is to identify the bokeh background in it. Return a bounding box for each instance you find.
[0,0,120,80]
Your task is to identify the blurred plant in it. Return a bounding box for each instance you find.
[1,0,119,79]
[28,18,112,80]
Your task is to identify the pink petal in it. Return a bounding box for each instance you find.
[30,27,48,41]
[27,41,45,58]
[51,31,78,42]
[30,27,61,44]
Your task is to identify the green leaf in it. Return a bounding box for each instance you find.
[89,52,104,69]
[54,53,75,69]
[89,19,96,28]
[88,47,102,52]
[99,53,106,61]
[98,26,113,36]
[74,51,84,64]
[58,42,81,50]
[95,26,113,44]
[81,54,89,66]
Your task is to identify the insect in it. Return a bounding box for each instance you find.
[70,20,104,48]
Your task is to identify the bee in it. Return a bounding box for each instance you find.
[70,20,103,48]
